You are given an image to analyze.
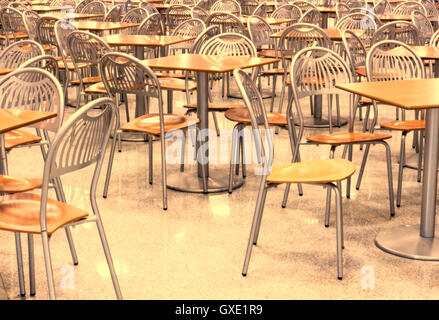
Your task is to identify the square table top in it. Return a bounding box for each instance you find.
[336,79,439,110]
[409,46,439,60]
[71,21,140,31]
[240,17,298,25]
[102,34,196,47]
[30,5,63,12]
[142,53,279,73]
[42,12,105,20]
[0,109,57,134]
[377,14,414,21]
[270,28,365,41]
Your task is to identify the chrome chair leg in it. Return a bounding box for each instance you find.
[329,182,343,280]
[28,234,35,296]
[355,144,370,191]
[149,136,153,185]
[346,145,352,199]
[240,127,246,178]
[15,233,26,297]
[159,133,168,211]
[212,112,220,137]
[103,131,119,198]
[396,132,407,208]
[252,183,268,246]
[228,125,239,193]
[41,231,56,300]
[325,146,337,227]
[379,140,395,217]
[180,129,186,172]
[417,130,423,183]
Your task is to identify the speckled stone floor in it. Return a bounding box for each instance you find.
[0,75,438,300]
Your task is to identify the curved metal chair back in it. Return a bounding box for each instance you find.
[336,3,350,20]
[290,47,355,139]
[165,5,192,32]
[137,12,165,35]
[190,25,220,53]
[140,1,160,15]
[200,32,257,57]
[291,0,318,11]
[372,21,421,45]
[247,15,275,50]
[393,1,426,15]
[419,0,439,21]
[2,7,26,37]
[275,0,289,8]
[366,40,425,82]
[195,0,213,10]
[23,10,40,40]
[8,2,27,11]
[121,7,148,34]
[233,68,273,172]
[19,54,59,77]
[104,5,123,22]
[170,18,205,49]
[170,0,195,4]
[0,68,64,133]
[75,0,94,13]
[349,7,382,26]
[205,12,246,34]
[81,1,106,20]
[54,19,77,58]
[0,40,44,68]
[430,28,439,46]
[342,29,367,78]
[35,16,60,50]
[271,4,302,20]
[336,12,377,46]
[211,0,242,15]
[411,10,433,44]
[373,0,391,15]
[191,6,209,21]
[253,2,268,18]
[345,0,365,9]
[299,8,324,27]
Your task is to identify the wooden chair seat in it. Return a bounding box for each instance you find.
[158,78,197,91]
[306,132,392,145]
[267,158,356,184]
[71,76,102,85]
[285,73,334,85]
[84,82,107,94]
[355,66,367,78]
[380,119,425,131]
[183,102,245,111]
[57,60,88,70]
[260,67,285,75]
[224,107,287,126]
[0,175,42,193]
[5,129,41,151]
[0,193,88,235]
[258,49,281,58]
[121,113,199,136]
[355,66,402,80]
[0,32,28,40]
[154,71,188,79]
[360,97,373,105]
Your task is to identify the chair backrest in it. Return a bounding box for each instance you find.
[140,1,160,15]
[22,10,40,41]
[291,0,318,11]
[336,3,350,20]
[342,29,367,77]
[247,15,274,50]
[2,7,25,34]
[19,54,59,77]
[75,0,94,13]
[233,68,273,174]
[200,32,257,57]
[0,68,64,133]
[190,25,220,53]
[430,28,439,46]
[240,0,258,16]
[169,18,205,51]
[165,4,192,32]
[336,12,377,45]
[419,0,439,21]
[290,47,355,139]
[8,2,27,11]
[137,12,165,35]
[373,0,391,15]
[170,0,195,4]
[122,7,148,34]
[35,16,60,49]
[366,39,425,82]
[205,12,246,34]
[40,97,116,231]
[372,21,421,45]
[345,0,365,8]
[54,19,78,59]
[0,40,44,68]
[105,5,123,22]
[393,1,426,15]
[81,0,106,20]
[270,4,302,20]
[191,6,209,21]
[299,8,324,27]
[253,1,268,18]
[211,0,242,15]
[411,10,433,44]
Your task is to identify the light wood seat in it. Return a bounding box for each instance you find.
[71,76,102,85]
[355,66,367,77]
[5,129,42,151]
[57,60,88,70]
[267,158,356,184]
[306,132,392,145]
[380,119,425,131]
[121,113,199,136]
[224,107,287,126]
[0,175,42,193]
[0,32,28,40]
[258,49,281,58]
[286,73,334,85]
[84,82,107,94]
[184,102,245,111]
[354,66,402,80]
[158,77,197,91]
[154,71,188,79]
[260,67,285,75]
[0,193,88,235]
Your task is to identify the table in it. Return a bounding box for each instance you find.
[336,78,439,261]
[378,14,414,22]
[102,34,196,116]
[42,12,105,20]
[409,45,439,77]
[270,28,365,41]
[71,21,140,32]
[240,17,298,26]
[142,53,279,193]
[30,5,63,12]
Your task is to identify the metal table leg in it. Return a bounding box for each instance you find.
[375,108,439,260]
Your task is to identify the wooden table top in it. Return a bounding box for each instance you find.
[241,17,298,25]
[336,79,439,110]
[42,12,104,20]
[377,14,413,21]
[72,21,140,31]
[102,34,196,47]
[30,5,63,12]
[0,109,57,134]
[409,46,439,60]
[271,28,365,41]
[142,53,279,73]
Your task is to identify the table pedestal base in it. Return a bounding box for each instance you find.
[375,224,439,261]
[166,168,244,193]
[294,116,348,128]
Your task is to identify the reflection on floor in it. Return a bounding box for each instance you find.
[0,77,438,300]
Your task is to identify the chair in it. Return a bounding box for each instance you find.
[372,21,421,45]
[191,5,209,22]
[168,18,205,54]
[365,40,425,208]
[430,28,439,46]
[393,1,426,15]
[170,0,195,4]
[66,30,111,109]
[252,2,268,17]
[206,12,247,35]
[165,4,192,34]
[419,0,439,22]
[22,10,40,41]
[121,7,148,34]
[345,0,365,8]
[137,12,165,37]
[411,10,433,45]
[235,68,355,280]
[105,5,123,22]
[270,4,302,32]
[75,0,94,13]
[299,8,324,27]
[336,2,350,20]
[8,2,28,11]
[211,0,242,15]
[0,7,28,46]
[195,0,214,10]
[349,7,382,27]
[291,0,318,11]
[0,40,44,69]
[35,16,60,56]
[80,1,106,20]
[100,52,200,211]
[335,12,377,47]
[240,0,258,15]
[19,54,59,77]
[373,0,392,15]
[0,84,122,298]
[140,1,160,15]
